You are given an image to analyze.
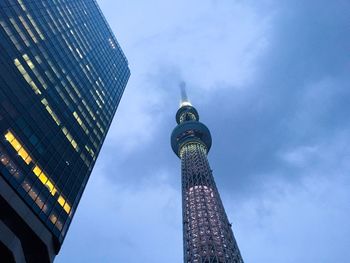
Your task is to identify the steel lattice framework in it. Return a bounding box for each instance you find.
[171,90,244,263]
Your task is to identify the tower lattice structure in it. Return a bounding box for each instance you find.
[171,86,244,263]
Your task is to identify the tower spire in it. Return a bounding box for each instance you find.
[179,81,192,107]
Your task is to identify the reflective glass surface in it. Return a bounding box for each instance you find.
[0,0,130,244]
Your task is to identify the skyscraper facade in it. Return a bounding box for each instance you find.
[0,0,130,261]
[171,86,243,263]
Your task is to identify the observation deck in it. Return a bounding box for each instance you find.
[171,104,212,158]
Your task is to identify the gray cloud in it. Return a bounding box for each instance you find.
[57,0,350,262]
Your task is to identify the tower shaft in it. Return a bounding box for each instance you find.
[171,90,244,263]
[181,142,243,263]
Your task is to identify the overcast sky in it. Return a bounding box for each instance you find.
[56,0,350,262]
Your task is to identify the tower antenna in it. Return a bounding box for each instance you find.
[179,81,192,107]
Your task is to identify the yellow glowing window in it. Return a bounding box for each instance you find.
[73,111,83,126]
[33,165,57,196]
[27,59,34,69]
[12,139,21,151]
[22,73,31,82]
[16,64,26,75]
[5,131,33,165]
[62,127,68,135]
[5,131,14,142]
[22,54,35,69]
[71,140,77,149]
[63,203,71,214]
[45,180,56,196]
[41,98,48,106]
[18,148,32,164]
[4,131,71,215]
[29,81,41,95]
[33,165,42,176]
[14,59,20,66]
[58,195,65,207]
[38,172,48,184]
[66,133,72,142]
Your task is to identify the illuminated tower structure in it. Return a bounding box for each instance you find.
[171,84,243,263]
[0,0,129,262]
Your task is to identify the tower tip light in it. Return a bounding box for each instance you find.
[180,81,192,107]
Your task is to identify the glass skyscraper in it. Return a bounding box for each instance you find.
[0,0,130,261]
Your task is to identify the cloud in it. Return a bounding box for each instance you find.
[224,126,350,262]
[232,173,350,263]
[57,0,350,262]
[203,0,350,197]
[57,167,182,263]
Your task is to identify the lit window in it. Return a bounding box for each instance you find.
[18,16,38,43]
[34,55,42,64]
[17,0,27,11]
[61,127,80,152]
[45,180,56,195]
[71,140,77,149]
[4,130,70,214]
[14,58,41,95]
[5,131,32,164]
[58,195,65,206]
[18,148,32,164]
[76,48,83,59]
[23,54,35,69]
[62,127,68,135]
[0,20,22,50]
[9,18,29,46]
[73,111,88,134]
[38,172,48,184]
[50,213,58,224]
[41,99,61,125]
[27,14,45,40]
[33,68,47,89]
[63,203,71,214]
[85,145,95,157]
[5,131,14,142]
[33,165,42,176]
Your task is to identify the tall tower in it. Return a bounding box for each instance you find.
[171,84,243,263]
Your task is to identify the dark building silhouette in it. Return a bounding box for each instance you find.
[0,0,130,262]
[171,84,243,263]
